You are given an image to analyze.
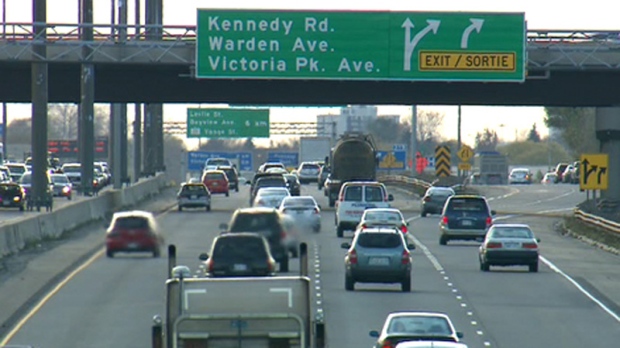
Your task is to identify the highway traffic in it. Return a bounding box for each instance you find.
[2,181,619,348]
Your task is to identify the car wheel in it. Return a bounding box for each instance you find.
[401,276,411,292]
[279,256,289,272]
[481,261,490,272]
[235,186,239,192]
[178,205,182,212]
[337,224,344,238]
[421,210,427,217]
[529,262,538,273]
[67,195,72,200]
[290,246,298,258]
[225,191,229,197]
[207,204,211,212]
[19,205,24,212]
[314,225,321,233]
[153,248,161,258]
[328,197,335,207]
[439,235,448,245]
[345,274,355,291]
[106,249,114,258]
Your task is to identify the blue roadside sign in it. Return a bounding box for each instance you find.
[376,150,406,170]
[188,151,253,172]
[267,152,299,168]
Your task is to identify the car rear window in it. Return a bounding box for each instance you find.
[301,163,320,170]
[182,185,207,193]
[0,185,21,194]
[344,186,363,201]
[206,173,226,180]
[114,216,149,229]
[230,213,281,235]
[365,211,401,222]
[447,198,488,212]
[429,188,454,197]
[365,186,385,202]
[282,197,316,207]
[257,178,286,187]
[212,237,267,259]
[491,227,533,239]
[356,233,402,248]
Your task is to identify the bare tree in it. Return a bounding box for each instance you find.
[47,103,109,140]
[417,110,445,143]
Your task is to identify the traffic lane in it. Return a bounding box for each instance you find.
[478,184,585,215]
[3,189,308,347]
[408,214,620,348]
[317,214,490,348]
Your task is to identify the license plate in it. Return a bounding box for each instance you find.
[213,183,218,186]
[368,257,390,266]
[127,243,138,249]
[233,264,248,271]
[190,195,197,199]
[461,220,473,226]
[3,201,9,206]
[504,242,520,249]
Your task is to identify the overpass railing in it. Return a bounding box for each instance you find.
[2,23,620,69]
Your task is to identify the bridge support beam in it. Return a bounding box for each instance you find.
[145,0,164,174]
[79,0,95,196]
[110,104,122,189]
[31,0,48,210]
[133,103,142,181]
[596,107,620,201]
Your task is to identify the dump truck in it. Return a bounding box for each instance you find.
[325,133,378,207]
[471,151,509,185]
[152,244,325,348]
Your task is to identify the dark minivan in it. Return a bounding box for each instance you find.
[438,195,495,245]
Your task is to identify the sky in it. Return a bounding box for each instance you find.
[2,0,619,149]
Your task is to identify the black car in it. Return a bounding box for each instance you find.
[317,165,330,190]
[199,233,277,277]
[439,195,495,245]
[250,175,287,205]
[0,182,26,211]
[217,165,239,192]
[421,186,455,217]
[223,207,290,272]
[283,173,301,196]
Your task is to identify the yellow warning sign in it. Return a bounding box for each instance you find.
[419,51,516,72]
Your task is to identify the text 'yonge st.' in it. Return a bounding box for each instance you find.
[196,9,526,81]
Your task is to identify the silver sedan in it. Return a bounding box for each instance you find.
[479,223,540,272]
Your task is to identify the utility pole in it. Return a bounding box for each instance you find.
[457,105,462,178]
[411,106,418,176]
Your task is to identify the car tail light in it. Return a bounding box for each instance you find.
[349,249,358,264]
[207,259,214,272]
[267,258,276,272]
[281,230,287,239]
[313,207,320,214]
[338,191,345,202]
[107,229,121,237]
[400,225,408,234]
[486,216,493,227]
[282,208,288,214]
[361,224,367,229]
[423,196,431,202]
[401,249,410,264]
[257,199,264,206]
[486,241,502,249]
[442,216,448,225]
[381,340,394,348]
[522,242,538,249]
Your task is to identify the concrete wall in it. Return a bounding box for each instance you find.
[0,173,169,258]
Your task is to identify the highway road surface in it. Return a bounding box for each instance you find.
[2,182,620,348]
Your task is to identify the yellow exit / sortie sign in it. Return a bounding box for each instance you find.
[419,51,516,72]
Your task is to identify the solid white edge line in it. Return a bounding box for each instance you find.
[540,256,620,323]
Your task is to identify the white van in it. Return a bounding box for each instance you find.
[335,181,394,237]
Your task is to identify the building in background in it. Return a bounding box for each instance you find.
[316,106,400,140]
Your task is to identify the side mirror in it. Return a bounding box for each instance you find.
[457,332,464,339]
[407,243,416,250]
[198,253,209,261]
[536,238,541,242]
[245,179,251,185]
[340,242,351,249]
[369,330,379,338]
[491,210,497,216]
[388,194,394,202]
[219,223,228,231]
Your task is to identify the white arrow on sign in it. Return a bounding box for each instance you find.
[402,19,441,71]
[460,18,484,49]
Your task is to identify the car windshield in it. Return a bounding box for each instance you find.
[364,211,401,222]
[356,233,402,248]
[230,213,279,233]
[62,166,80,173]
[491,227,534,239]
[114,216,149,229]
[205,173,226,180]
[365,186,385,202]
[52,175,69,184]
[448,198,487,212]
[388,316,452,337]
[7,165,25,174]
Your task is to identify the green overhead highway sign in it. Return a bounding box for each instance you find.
[196,10,525,81]
[186,108,270,138]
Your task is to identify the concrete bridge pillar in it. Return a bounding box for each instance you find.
[595,107,620,201]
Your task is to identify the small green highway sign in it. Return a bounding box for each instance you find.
[186,108,270,138]
[196,10,525,82]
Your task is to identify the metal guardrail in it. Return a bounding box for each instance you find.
[574,208,620,234]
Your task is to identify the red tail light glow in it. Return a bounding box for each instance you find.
[442,216,448,225]
[313,207,320,214]
[401,249,410,264]
[522,242,538,249]
[486,216,493,226]
[338,192,345,202]
[400,225,408,234]
[381,340,394,348]
[349,249,358,264]
[486,241,502,249]
[280,230,287,239]
[267,258,275,272]
[207,259,214,272]
[361,224,367,229]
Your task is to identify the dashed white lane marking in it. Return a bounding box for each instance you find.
[521,188,577,206]
[540,256,620,323]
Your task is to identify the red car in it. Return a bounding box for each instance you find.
[105,210,163,258]
[202,170,230,196]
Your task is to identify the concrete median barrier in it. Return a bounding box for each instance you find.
[0,173,168,260]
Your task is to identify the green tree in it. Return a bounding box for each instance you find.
[527,123,541,142]
[544,107,598,157]
[498,140,572,166]
[475,128,499,151]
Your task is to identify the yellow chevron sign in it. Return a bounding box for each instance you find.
[435,145,451,177]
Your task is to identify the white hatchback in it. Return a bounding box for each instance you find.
[253,187,291,208]
[335,181,393,238]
